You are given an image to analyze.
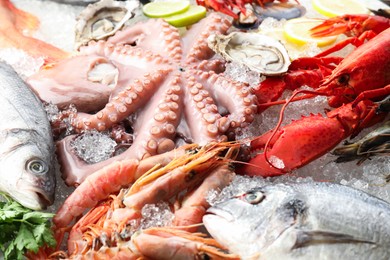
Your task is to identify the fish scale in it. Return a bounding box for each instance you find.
[0,61,55,210]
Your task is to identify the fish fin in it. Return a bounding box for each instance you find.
[6,0,39,34]
[4,0,40,35]
[292,230,375,249]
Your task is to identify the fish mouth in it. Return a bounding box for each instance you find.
[205,207,235,222]
[10,187,54,210]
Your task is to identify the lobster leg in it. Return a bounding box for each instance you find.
[352,84,390,106]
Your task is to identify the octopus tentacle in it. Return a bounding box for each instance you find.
[183,13,231,64]
[182,73,227,144]
[194,59,226,74]
[192,70,257,132]
[71,67,171,132]
[78,39,108,55]
[123,75,183,159]
[108,18,182,62]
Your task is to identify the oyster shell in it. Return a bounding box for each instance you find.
[75,0,140,49]
[208,32,290,76]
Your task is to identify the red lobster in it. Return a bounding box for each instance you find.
[239,16,390,177]
[196,0,295,19]
[311,14,390,57]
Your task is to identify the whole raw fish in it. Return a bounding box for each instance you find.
[203,182,390,259]
[0,62,55,210]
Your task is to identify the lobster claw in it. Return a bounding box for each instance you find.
[310,14,369,37]
[239,100,386,177]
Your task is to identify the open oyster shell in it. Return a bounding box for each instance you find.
[75,0,140,49]
[208,32,291,76]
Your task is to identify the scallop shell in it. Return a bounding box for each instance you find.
[208,32,291,76]
[75,0,140,49]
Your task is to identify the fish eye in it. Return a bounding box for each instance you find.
[244,191,265,204]
[26,159,48,175]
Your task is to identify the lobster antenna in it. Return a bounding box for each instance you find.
[263,89,325,170]
[258,92,322,110]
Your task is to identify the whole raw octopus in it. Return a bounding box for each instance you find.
[28,13,257,186]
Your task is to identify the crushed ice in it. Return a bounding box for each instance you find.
[0,48,44,78]
[44,103,78,136]
[120,202,174,238]
[224,62,264,88]
[44,102,61,123]
[139,202,174,230]
[71,130,117,164]
[12,0,82,51]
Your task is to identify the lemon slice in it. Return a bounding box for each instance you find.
[312,0,370,17]
[164,5,207,27]
[284,18,338,47]
[143,1,190,18]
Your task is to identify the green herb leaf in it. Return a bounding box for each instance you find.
[0,194,56,259]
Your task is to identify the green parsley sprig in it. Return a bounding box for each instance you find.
[0,193,56,260]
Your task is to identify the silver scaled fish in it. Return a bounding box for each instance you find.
[204,182,390,259]
[0,62,56,210]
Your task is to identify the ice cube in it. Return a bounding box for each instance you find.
[140,202,174,230]
[224,62,263,88]
[258,17,285,31]
[44,102,61,123]
[71,130,117,164]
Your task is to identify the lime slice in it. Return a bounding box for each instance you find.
[164,5,207,27]
[143,1,190,18]
[312,0,370,17]
[284,18,338,47]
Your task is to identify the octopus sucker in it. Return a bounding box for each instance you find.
[192,71,257,131]
[182,13,231,63]
[30,13,258,185]
[71,68,167,132]
[126,83,182,160]
[182,81,223,144]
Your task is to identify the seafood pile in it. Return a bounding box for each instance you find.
[0,0,389,259]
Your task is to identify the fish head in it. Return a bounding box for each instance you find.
[203,184,307,257]
[0,140,56,210]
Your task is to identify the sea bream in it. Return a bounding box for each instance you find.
[0,62,55,210]
[203,182,390,259]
